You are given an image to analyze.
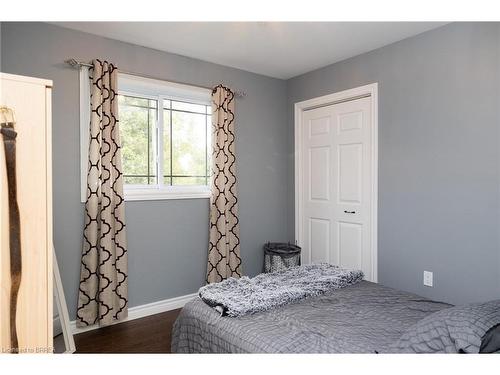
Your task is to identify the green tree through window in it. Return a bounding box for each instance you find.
[118,94,211,187]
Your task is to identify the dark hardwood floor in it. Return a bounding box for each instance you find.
[74,309,181,353]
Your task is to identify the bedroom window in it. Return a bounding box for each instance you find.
[80,71,212,201]
[118,93,211,198]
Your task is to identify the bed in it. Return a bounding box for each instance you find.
[171,280,453,353]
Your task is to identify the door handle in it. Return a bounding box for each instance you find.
[344,210,356,214]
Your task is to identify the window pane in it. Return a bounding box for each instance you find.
[163,99,171,109]
[171,100,206,114]
[119,95,157,108]
[119,97,157,185]
[172,177,207,186]
[171,111,207,180]
[163,109,171,184]
[206,106,212,115]
[124,176,149,185]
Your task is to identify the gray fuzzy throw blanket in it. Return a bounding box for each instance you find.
[199,263,364,317]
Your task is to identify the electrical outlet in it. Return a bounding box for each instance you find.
[423,271,433,287]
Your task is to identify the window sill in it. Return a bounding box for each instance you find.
[124,187,211,201]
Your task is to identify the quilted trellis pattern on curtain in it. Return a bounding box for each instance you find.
[206,85,242,284]
[77,59,128,327]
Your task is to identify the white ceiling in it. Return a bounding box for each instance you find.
[53,22,447,79]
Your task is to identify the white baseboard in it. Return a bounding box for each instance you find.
[69,292,197,335]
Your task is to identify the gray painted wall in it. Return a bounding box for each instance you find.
[0,22,289,319]
[287,22,500,305]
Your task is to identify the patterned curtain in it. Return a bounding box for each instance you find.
[206,85,242,284]
[77,59,128,327]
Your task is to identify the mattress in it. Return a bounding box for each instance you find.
[171,281,451,353]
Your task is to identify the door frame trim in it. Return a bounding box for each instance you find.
[294,83,378,282]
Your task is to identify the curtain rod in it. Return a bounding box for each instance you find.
[65,59,246,98]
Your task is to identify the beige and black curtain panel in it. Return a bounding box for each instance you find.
[77,59,128,327]
[206,85,242,284]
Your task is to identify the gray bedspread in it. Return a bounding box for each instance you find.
[199,264,363,317]
[171,281,451,353]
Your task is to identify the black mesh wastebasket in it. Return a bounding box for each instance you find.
[263,242,301,273]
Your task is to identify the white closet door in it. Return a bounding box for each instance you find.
[301,96,373,280]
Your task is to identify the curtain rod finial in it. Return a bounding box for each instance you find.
[65,58,79,67]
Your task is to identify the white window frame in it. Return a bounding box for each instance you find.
[80,70,212,202]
